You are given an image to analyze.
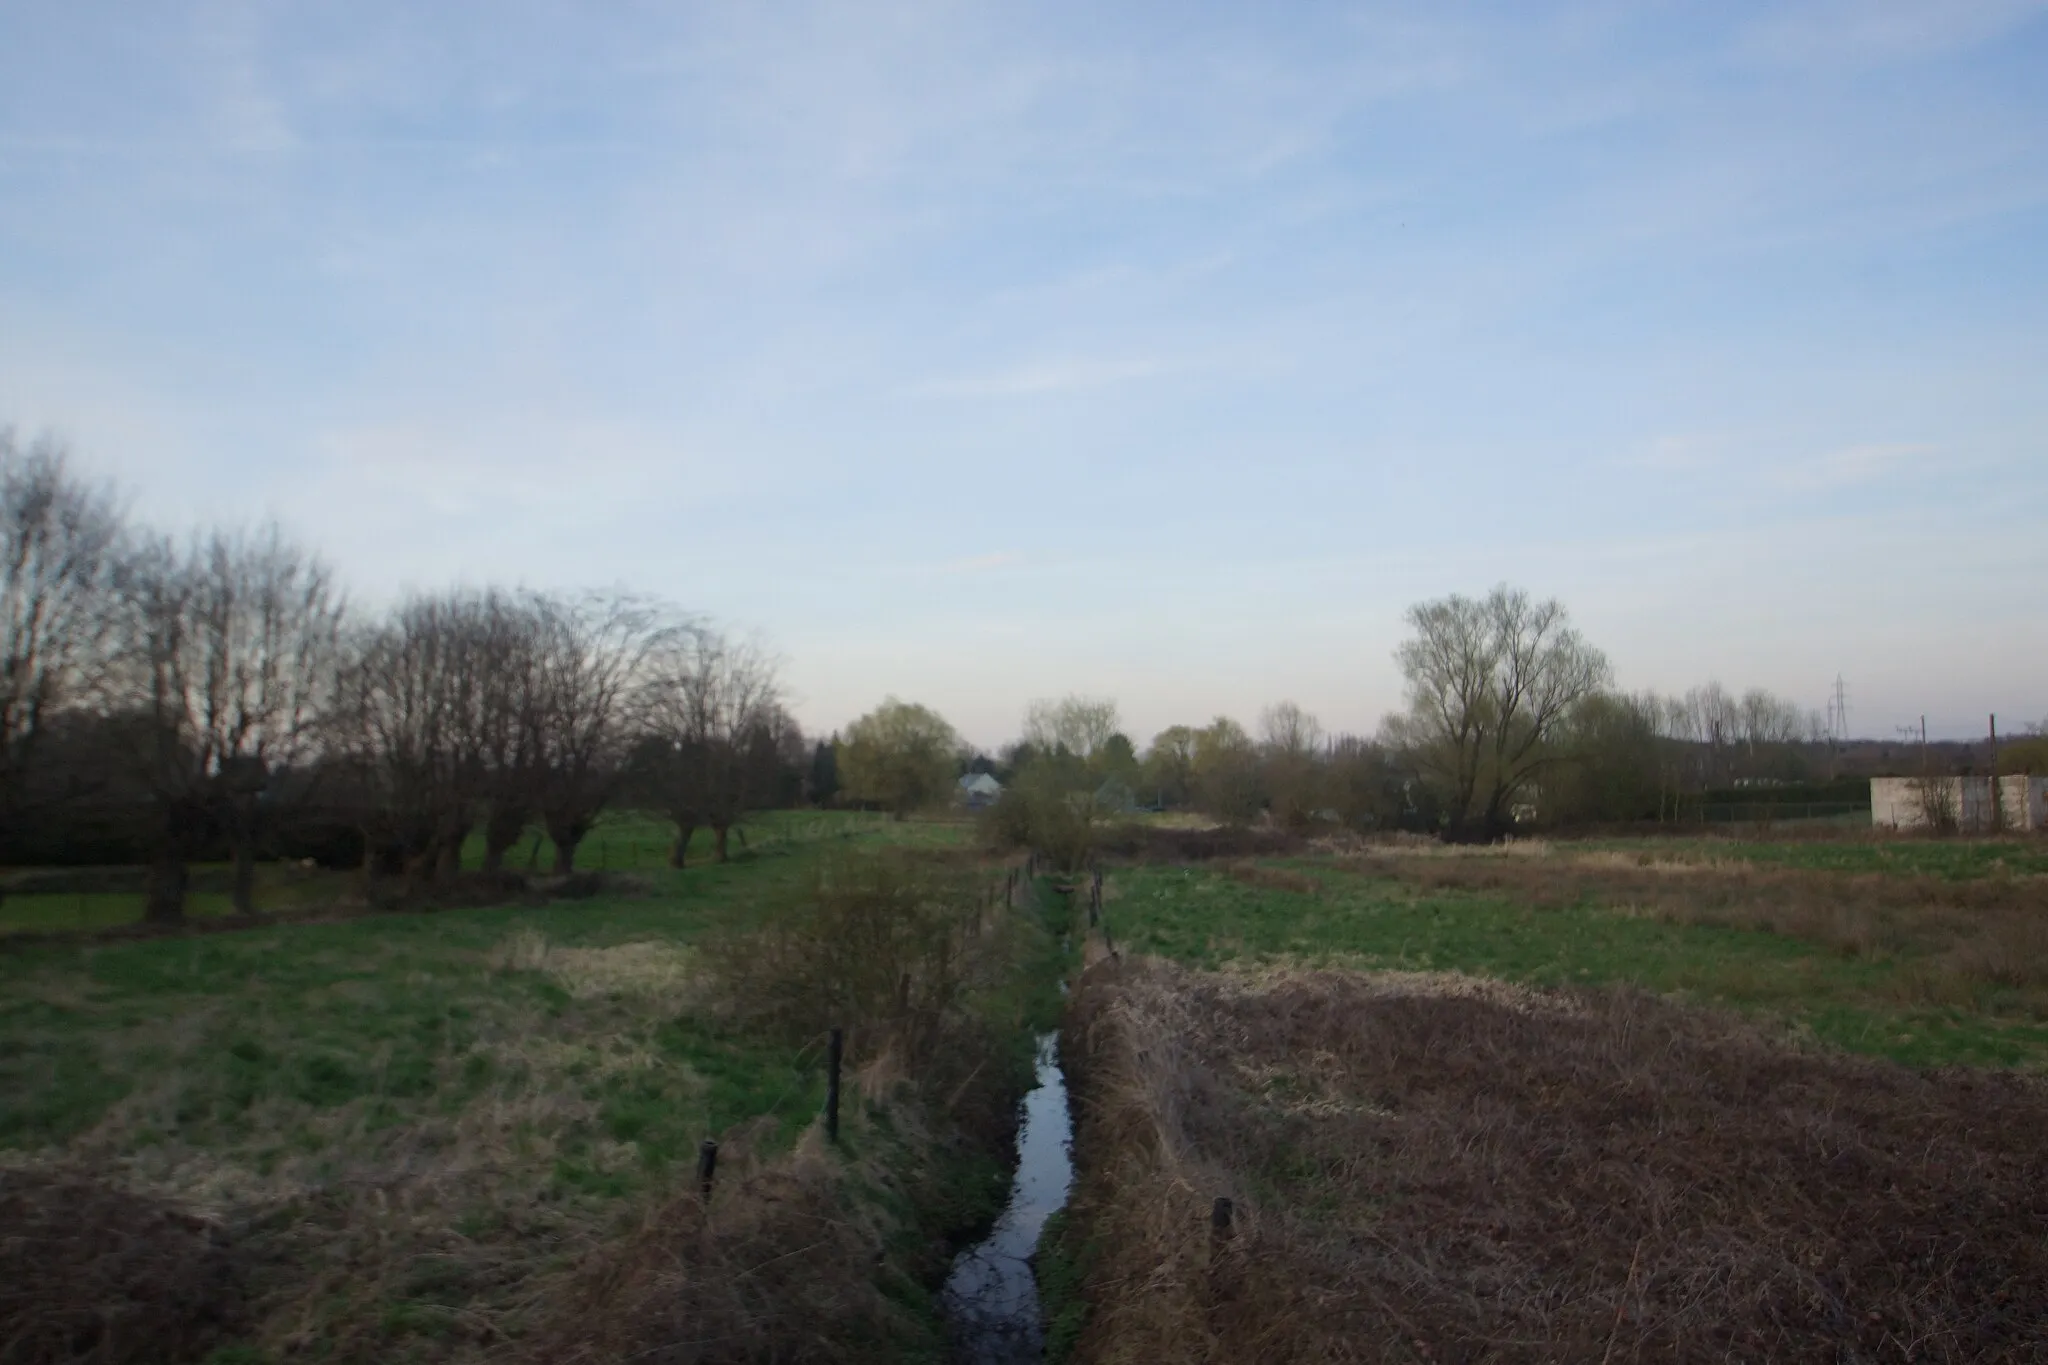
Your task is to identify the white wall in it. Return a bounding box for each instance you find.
[1871,775,2047,831]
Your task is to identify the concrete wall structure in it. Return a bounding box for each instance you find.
[1871,775,2048,831]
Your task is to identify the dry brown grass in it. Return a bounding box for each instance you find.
[521,1136,912,1364]
[1220,861,1324,897]
[1059,956,2048,1364]
[0,1167,243,1365]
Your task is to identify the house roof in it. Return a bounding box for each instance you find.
[958,773,1003,796]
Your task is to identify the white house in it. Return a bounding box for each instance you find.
[957,772,1004,809]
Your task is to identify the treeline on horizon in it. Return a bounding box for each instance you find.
[6,430,2043,916]
[0,430,822,920]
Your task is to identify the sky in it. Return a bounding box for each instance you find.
[2,0,2044,750]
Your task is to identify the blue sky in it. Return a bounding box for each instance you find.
[2,0,2044,748]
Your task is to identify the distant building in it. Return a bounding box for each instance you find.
[1871,775,2048,832]
[957,772,1004,809]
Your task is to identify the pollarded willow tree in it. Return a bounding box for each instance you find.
[116,525,344,920]
[0,432,122,837]
[1385,583,1610,839]
[636,625,791,865]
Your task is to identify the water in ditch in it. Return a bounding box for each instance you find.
[942,1030,1073,1363]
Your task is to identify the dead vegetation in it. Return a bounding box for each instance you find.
[1059,956,2048,1363]
[1091,824,1307,863]
[1219,860,1324,897]
[0,1167,242,1365]
[520,1146,897,1364]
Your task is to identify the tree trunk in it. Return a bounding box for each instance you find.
[712,823,730,863]
[144,855,187,924]
[482,805,527,876]
[669,821,697,869]
[231,840,257,916]
[552,838,578,875]
[437,837,462,881]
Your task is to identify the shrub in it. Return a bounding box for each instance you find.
[697,849,1028,1069]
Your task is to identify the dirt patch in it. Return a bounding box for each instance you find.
[0,1167,243,1365]
[1218,861,1323,897]
[1094,825,1307,863]
[1059,956,2048,1363]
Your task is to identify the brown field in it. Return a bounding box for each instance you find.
[1057,955,2048,1363]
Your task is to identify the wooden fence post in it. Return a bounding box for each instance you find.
[698,1139,719,1201]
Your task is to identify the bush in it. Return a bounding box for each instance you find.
[978,768,1104,873]
[697,849,1029,1069]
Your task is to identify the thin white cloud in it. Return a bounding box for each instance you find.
[1771,443,1933,492]
[910,357,1174,399]
[937,551,1023,574]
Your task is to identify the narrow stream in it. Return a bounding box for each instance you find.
[942,1031,1074,1363]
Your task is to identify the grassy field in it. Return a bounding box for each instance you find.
[1046,831,2048,1363]
[0,809,899,935]
[1570,832,2048,879]
[1101,834,2048,1069]
[0,811,1049,1364]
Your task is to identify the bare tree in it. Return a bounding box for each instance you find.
[0,431,123,833]
[334,592,481,886]
[1386,585,1610,839]
[1021,695,1120,761]
[1260,701,1327,827]
[472,591,547,874]
[114,526,341,920]
[639,625,784,865]
[1259,701,1325,757]
[529,591,669,873]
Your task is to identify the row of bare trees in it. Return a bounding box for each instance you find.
[1123,587,1829,837]
[1,429,801,922]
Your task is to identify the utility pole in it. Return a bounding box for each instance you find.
[1827,675,1849,781]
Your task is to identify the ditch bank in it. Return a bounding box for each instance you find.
[1048,953,2048,1364]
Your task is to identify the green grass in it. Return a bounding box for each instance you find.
[1104,860,2048,1069]
[0,809,1036,1361]
[6,847,815,1156]
[0,808,918,935]
[0,811,974,1171]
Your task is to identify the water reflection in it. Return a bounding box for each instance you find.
[943,1032,1073,1363]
